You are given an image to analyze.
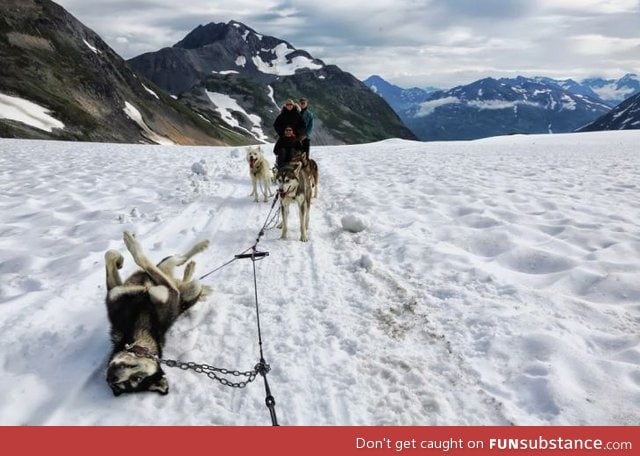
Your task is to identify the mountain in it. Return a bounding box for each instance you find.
[128,21,416,145]
[363,75,435,112]
[372,76,610,141]
[579,91,640,132]
[581,74,640,107]
[0,0,248,145]
[537,77,606,104]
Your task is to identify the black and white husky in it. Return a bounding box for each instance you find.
[104,231,210,396]
[276,162,312,242]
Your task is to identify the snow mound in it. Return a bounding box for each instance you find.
[341,214,368,233]
[191,159,208,176]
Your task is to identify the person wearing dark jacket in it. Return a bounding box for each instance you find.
[273,99,306,138]
[273,126,303,169]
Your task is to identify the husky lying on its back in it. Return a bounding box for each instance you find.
[104,231,209,396]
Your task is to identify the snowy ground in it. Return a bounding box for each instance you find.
[0,131,639,425]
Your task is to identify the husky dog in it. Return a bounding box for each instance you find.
[276,162,312,242]
[291,152,319,199]
[246,146,273,202]
[104,231,210,396]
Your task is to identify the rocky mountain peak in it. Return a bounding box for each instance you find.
[618,73,639,84]
[174,20,261,50]
[128,21,415,144]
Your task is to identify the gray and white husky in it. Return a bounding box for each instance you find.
[104,231,210,396]
[290,152,319,199]
[276,162,312,242]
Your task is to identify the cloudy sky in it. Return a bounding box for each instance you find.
[55,0,640,89]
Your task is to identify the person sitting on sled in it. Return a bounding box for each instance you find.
[273,125,303,169]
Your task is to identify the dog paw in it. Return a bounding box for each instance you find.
[149,375,169,395]
[105,250,124,268]
[199,285,213,300]
[193,240,210,253]
[180,279,202,303]
[182,260,196,282]
[123,231,146,264]
[123,231,137,248]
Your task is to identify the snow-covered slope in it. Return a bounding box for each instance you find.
[0,132,639,425]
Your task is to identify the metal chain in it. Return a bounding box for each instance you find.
[126,345,263,389]
[159,358,262,389]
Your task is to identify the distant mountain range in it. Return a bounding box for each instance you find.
[127,21,415,145]
[364,75,437,112]
[581,74,640,106]
[365,74,640,141]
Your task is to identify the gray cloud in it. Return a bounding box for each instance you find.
[430,0,534,19]
[56,0,640,88]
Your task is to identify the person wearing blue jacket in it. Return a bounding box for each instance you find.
[299,97,314,160]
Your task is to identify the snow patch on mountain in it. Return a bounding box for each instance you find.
[82,39,100,55]
[232,21,262,41]
[141,84,159,100]
[0,92,65,132]
[212,70,240,75]
[252,43,323,76]
[205,91,268,142]
[123,101,174,145]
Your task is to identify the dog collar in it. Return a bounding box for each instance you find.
[125,344,156,358]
